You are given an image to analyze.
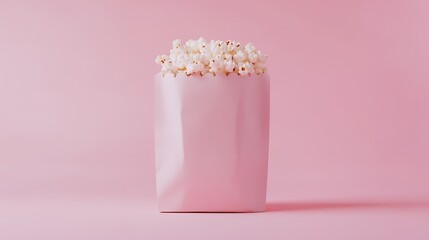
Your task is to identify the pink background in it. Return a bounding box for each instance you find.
[1,0,429,239]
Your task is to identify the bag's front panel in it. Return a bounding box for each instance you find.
[155,74,269,212]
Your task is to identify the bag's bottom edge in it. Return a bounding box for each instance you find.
[159,208,266,213]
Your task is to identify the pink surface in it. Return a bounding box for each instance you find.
[1,0,429,239]
[1,198,429,240]
[155,73,269,212]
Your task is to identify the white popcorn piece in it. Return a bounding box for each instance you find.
[234,50,247,63]
[185,63,196,75]
[222,52,233,61]
[197,37,206,46]
[155,54,169,65]
[248,52,258,64]
[194,62,205,73]
[245,43,256,53]
[155,38,268,76]
[186,39,200,53]
[172,39,181,48]
[209,59,224,73]
[238,62,255,76]
[224,60,237,73]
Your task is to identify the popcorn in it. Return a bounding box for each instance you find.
[248,52,258,64]
[185,62,205,75]
[234,50,247,62]
[186,39,200,53]
[155,54,169,65]
[224,53,233,61]
[238,62,255,76]
[172,39,181,49]
[245,43,256,53]
[209,59,224,73]
[156,38,268,76]
[197,37,206,47]
[224,60,237,73]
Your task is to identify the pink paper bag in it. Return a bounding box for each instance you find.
[154,73,270,212]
